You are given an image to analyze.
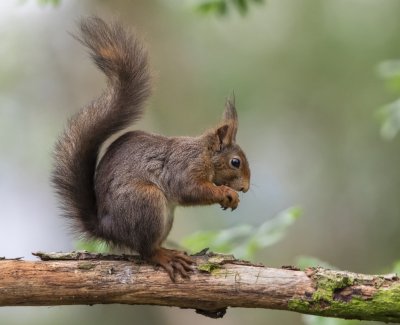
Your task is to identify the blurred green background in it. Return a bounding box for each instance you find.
[1,0,400,324]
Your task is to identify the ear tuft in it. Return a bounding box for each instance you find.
[220,95,238,143]
[224,95,238,122]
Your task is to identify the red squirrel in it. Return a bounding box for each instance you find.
[52,16,250,281]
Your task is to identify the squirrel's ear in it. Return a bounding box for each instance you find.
[216,124,229,147]
[217,96,238,145]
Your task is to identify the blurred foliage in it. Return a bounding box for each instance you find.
[75,239,110,253]
[295,256,337,271]
[36,0,60,5]
[26,0,266,15]
[392,260,400,274]
[195,0,265,16]
[376,60,400,140]
[302,315,360,325]
[182,207,301,260]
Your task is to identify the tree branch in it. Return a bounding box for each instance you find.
[1,251,399,322]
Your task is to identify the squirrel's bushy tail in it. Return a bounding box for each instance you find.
[52,16,151,236]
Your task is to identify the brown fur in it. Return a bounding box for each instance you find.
[52,16,250,281]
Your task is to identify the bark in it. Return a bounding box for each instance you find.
[0,251,399,322]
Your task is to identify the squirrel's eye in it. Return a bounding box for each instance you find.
[230,158,241,169]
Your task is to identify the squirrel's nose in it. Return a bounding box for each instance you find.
[240,184,249,193]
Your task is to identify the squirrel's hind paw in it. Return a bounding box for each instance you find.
[149,247,195,282]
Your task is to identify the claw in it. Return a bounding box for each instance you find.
[173,261,190,279]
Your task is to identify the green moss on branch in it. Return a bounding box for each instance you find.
[288,268,400,322]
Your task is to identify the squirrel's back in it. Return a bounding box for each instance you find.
[52,17,151,236]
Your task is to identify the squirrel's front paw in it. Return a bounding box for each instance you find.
[219,185,239,211]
